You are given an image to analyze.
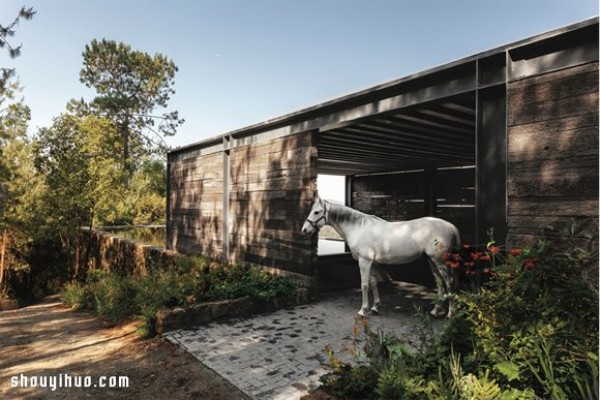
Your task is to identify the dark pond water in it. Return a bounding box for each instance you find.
[103,226,166,248]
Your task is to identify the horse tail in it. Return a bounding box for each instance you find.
[450,223,461,250]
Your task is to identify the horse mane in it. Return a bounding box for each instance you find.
[325,200,385,226]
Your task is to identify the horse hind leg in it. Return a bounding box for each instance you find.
[427,258,451,318]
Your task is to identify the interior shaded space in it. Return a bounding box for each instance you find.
[317,93,476,176]
[317,254,436,292]
[314,93,478,290]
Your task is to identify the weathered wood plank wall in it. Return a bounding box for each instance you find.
[229,131,317,275]
[168,131,318,277]
[168,151,225,258]
[351,167,476,243]
[507,62,599,245]
[352,171,426,221]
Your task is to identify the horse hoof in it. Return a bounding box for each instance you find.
[369,308,379,315]
[358,310,367,318]
[430,308,447,318]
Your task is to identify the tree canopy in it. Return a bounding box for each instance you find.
[80,39,184,174]
[0,7,35,92]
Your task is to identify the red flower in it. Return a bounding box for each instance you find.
[489,246,501,255]
[484,268,497,277]
[442,252,451,261]
[480,254,491,262]
[446,261,460,269]
[452,253,462,261]
[509,248,522,256]
[464,261,475,268]
[462,243,471,249]
[471,252,480,261]
[524,258,536,270]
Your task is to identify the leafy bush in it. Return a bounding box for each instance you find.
[319,229,599,399]
[85,270,139,323]
[61,257,302,337]
[134,266,189,336]
[60,281,90,310]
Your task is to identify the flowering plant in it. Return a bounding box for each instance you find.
[443,240,538,292]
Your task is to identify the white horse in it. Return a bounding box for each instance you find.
[302,197,461,318]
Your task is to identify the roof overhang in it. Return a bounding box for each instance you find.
[169,17,598,177]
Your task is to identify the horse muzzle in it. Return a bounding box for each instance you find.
[301,221,315,236]
[302,217,323,236]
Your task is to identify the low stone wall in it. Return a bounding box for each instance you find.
[155,288,311,335]
[77,228,180,277]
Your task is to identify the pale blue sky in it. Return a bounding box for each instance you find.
[1,0,598,150]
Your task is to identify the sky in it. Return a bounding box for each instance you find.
[1,0,598,155]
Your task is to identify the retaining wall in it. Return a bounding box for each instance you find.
[76,228,179,277]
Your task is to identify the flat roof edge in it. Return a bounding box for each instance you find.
[169,16,598,156]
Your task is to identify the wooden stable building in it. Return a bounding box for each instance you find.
[167,18,599,285]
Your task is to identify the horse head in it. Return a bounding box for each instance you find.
[301,196,328,235]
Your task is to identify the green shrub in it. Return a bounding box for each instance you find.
[200,264,300,302]
[60,281,90,310]
[320,364,379,400]
[86,270,138,323]
[134,267,188,337]
[61,258,303,337]
[318,227,599,399]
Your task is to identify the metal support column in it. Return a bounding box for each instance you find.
[222,136,231,262]
[475,63,508,245]
[423,168,437,216]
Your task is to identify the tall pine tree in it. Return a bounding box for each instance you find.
[80,39,184,175]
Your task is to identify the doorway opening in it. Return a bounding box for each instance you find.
[316,174,346,255]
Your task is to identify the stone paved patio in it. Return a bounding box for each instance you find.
[165,281,439,400]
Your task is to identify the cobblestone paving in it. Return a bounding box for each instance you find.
[165,282,437,400]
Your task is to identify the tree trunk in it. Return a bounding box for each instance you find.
[120,122,131,177]
[0,230,7,289]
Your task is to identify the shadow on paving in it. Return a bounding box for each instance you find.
[166,281,440,400]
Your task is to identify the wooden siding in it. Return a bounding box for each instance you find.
[351,167,475,243]
[507,62,599,248]
[352,171,427,221]
[168,152,225,258]
[435,167,476,244]
[169,131,318,276]
[229,131,318,275]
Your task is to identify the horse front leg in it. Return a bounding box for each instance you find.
[369,267,381,314]
[357,258,373,317]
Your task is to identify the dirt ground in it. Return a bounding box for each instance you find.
[0,295,250,400]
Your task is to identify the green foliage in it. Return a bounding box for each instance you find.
[318,229,599,399]
[60,258,302,337]
[196,263,301,302]
[60,281,90,310]
[80,38,184,171]
[0,34,175,302]
[86,270,138,323]
[0,6,35,90]
[100,160,167,225]
[134,266,189,336]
